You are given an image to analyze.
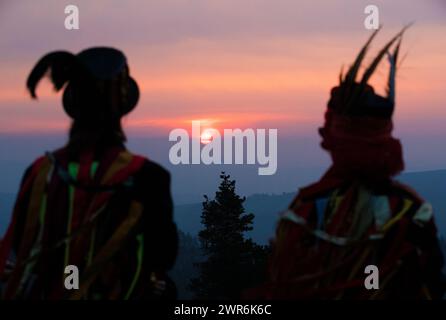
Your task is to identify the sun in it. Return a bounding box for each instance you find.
[201,129,215,144]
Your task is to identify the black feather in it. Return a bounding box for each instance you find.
[344,24,412,112]
[26,51,77,99]
[344,28,380,87]
[360,23,412,87]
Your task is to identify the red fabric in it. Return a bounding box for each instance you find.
[319,110,404,182]
[0,156,46,275]
[48,150,146,299]
[72,151,94,232]
[66,150,146,264]
[82,154,145,217]
[253,111,408,299]
[0,150,146,282]
[248,110,438,300]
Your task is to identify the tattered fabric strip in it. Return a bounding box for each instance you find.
[280,210,384,246]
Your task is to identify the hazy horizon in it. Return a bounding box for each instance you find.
[1,0,445,201]
[0,132,445,204]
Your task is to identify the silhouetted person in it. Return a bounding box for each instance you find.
[256,29,444,299]
[0,47,178,299]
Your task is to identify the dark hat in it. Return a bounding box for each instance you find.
[27,47,139,119]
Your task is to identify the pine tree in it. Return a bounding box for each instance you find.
[190,172,268,299]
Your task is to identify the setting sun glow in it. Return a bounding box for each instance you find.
[200,129,215,144]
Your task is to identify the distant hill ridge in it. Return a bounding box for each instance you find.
[174,170,446,244]
[1,170,446,242]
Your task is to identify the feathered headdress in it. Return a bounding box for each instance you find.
[319,27,412,180]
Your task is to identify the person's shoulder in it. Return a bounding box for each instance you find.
[130,158,172,203]
[387,180,437,227]
[296,178,345,202]
[18,153,56,187]
[288,179,345,210]
[116,148,169,180]
[389,180,424,205]
[137,158,171,182]
[25,153,54,175]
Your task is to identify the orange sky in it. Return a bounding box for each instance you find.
[0,0,445,137]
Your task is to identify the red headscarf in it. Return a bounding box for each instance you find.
[319,109,404,182]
